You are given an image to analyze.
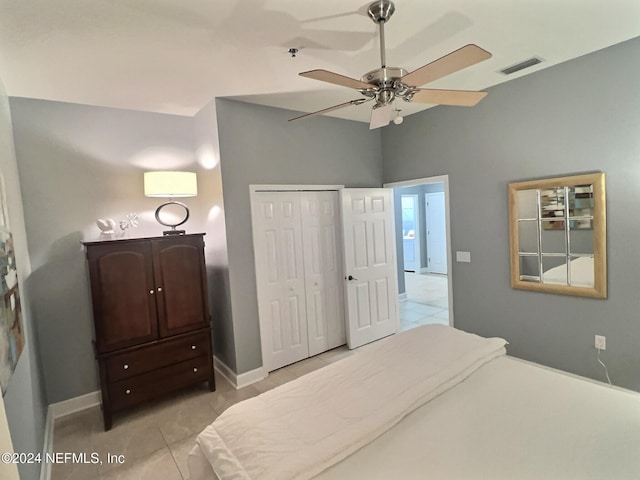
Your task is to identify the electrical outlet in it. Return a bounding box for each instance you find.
[595,335,606,350]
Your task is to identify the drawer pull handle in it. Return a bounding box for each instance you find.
[149,289,155,295]
[123,364,129,370]
[191,345,197,350]
[158,287,163,292]
[125,389,131,394]
[193,368,198,373]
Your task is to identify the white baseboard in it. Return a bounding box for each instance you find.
[214,356,267,389]
[39,409,55,480]
[39,391,100,480]
[237,366,267,388]
[213,356,236,386]
[49,391,101,420]
[398,292,408,302]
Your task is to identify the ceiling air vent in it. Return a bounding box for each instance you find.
[500,57,542,75]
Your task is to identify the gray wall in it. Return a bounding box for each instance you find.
[10,98,225,403]
[381,37,640,390]
[0,80,47,480]
[215,99,383,374]
[192,100,236,371]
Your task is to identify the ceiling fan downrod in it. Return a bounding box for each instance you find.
[368,0,395,68]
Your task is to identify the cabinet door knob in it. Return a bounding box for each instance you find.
[193,368,198,373]
[123,364,129,370]
[157,287,163,292]
[125,389,131,394]
[191,345,197,350]
[149,289,155,294]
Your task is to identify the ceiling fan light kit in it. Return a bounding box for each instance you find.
[393,109,404,125]
[290,0,492,129]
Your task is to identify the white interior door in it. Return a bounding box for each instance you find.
[426,192,448,274]
[301,191,345,356]
[252,193,309,371]
[341,188,399,349]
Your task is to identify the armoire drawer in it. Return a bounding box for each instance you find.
[105,331,210,382]
[108,355,211,411]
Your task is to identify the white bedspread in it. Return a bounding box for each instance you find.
[190,325,507,480]
[317,356,640,479]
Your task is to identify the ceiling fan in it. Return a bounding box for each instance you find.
[290,0,492,129]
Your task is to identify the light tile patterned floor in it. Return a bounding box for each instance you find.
[399,272,450,331]
[49,348,353,480]
[50,275,448,480]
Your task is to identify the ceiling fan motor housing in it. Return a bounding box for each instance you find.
[360,67,413,106]
[361,67,407,86]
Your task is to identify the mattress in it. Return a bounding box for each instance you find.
[189,326,640,479]
[317,356,640,479]
[189,325,506,480]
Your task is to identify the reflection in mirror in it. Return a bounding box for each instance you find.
[508,173,606,299]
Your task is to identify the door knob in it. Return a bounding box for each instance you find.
[347,275,358,281]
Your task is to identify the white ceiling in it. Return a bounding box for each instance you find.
[1,0,639,123]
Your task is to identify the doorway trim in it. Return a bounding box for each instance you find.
[250,184,344,193]
[383,175,453,326]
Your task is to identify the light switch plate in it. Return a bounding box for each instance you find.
[456,251,471,263]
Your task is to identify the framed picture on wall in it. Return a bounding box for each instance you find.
[0,172,24,396]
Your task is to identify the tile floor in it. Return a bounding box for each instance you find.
[399,272,450,331]
[49,348,353,480]
[50,274,448,480]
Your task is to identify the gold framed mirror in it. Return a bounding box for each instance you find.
[508,172,606,298]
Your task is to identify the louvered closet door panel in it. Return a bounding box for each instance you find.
[301,191,346,356]
[253,193,309,371]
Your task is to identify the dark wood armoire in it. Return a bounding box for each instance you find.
[83,233,215,430]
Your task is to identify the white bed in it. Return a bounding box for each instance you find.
[189,325,640,480]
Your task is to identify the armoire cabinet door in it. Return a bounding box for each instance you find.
[87,241,158,353]
[152,236,210,337]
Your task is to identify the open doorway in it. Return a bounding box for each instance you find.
[385,175,452,332]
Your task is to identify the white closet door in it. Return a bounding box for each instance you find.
[301,191,345,356]
[341,188,399,349]
[252,193,309,371]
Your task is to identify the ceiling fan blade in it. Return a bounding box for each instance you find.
[289,99,369,122]
[369,103,394,130]
[402,44,492,88]
[299,69,373,90]
[410,89,488,106]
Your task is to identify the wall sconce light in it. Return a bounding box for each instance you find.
[144,171,197,235]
